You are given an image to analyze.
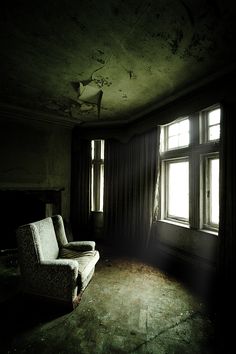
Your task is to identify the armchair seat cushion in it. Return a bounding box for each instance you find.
[59,247,96,259]
[59,248,100,274]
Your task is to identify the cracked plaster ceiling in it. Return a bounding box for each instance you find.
[1,0,236,125]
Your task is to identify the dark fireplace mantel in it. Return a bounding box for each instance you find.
[0,187,64,250]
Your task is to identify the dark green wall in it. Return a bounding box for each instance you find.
[0,117,72,220]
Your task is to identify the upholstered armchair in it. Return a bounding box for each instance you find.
[16,215,99,309]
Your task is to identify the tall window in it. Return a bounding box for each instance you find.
[160,105,221,233]
[91,140,104,212]
[166,159,189,222]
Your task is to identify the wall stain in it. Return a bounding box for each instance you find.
[179,0,195,26]
[96,49,105,55]
[169,29,183,54]
[93,75,112,88]
[96,58,105,65]
[127,70,137,79]
[70,16,86,32]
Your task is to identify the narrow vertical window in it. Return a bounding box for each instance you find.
[91,140,104,212]
[204,156,219,228]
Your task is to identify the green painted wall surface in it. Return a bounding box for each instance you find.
[0,118,72,220]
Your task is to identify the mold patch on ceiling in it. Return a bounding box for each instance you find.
[0,0,236,124]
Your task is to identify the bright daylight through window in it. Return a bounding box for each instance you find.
[167,160,189,221]
[160,106,221,233]
[91,140,104,212]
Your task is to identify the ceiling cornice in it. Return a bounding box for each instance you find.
[0,103,77,129]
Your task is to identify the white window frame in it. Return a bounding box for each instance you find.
[160,104,221,234]
[201,153,219,231]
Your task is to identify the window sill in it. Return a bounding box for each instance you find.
[157,220,219,236]
[158,219,190,229]
[200,228,218,236]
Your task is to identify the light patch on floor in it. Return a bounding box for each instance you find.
[0,250,215,354]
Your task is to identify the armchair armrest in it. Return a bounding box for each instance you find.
[64,241,95,252]
[39,259,79,278]
[30,259,80,302]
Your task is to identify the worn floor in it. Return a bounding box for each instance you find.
[0,245,216,354]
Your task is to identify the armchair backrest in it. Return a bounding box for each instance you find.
[17,217,60,266]
[51,215,68,248]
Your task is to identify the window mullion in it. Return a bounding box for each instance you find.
[190,113,199,146]
[189,150,200,229]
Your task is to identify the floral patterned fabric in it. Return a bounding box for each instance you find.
[16,215,100,306]
[51,215,68,247]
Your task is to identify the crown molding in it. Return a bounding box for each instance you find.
[0,103,79,129]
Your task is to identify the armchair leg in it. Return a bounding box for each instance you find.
[72,291,83,309]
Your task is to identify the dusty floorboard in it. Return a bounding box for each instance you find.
[0,248,215,354]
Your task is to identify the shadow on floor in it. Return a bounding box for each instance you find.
[0,291,70,346]
[0,251,71,343]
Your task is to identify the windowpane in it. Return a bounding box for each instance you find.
[168,161,189,220]
[100,140,105,159]
[168,136,179,149]
[167,118,189,150]
[99,165,104,211]
[169,123,179,136]
[180,133,189,146]
[208,109,220,125]
[91,165,94,211]
[209,125,220,141]
[207,108,221,141]
[179,119,189,132]
[210,158,219,225]
[91,140,95,160]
